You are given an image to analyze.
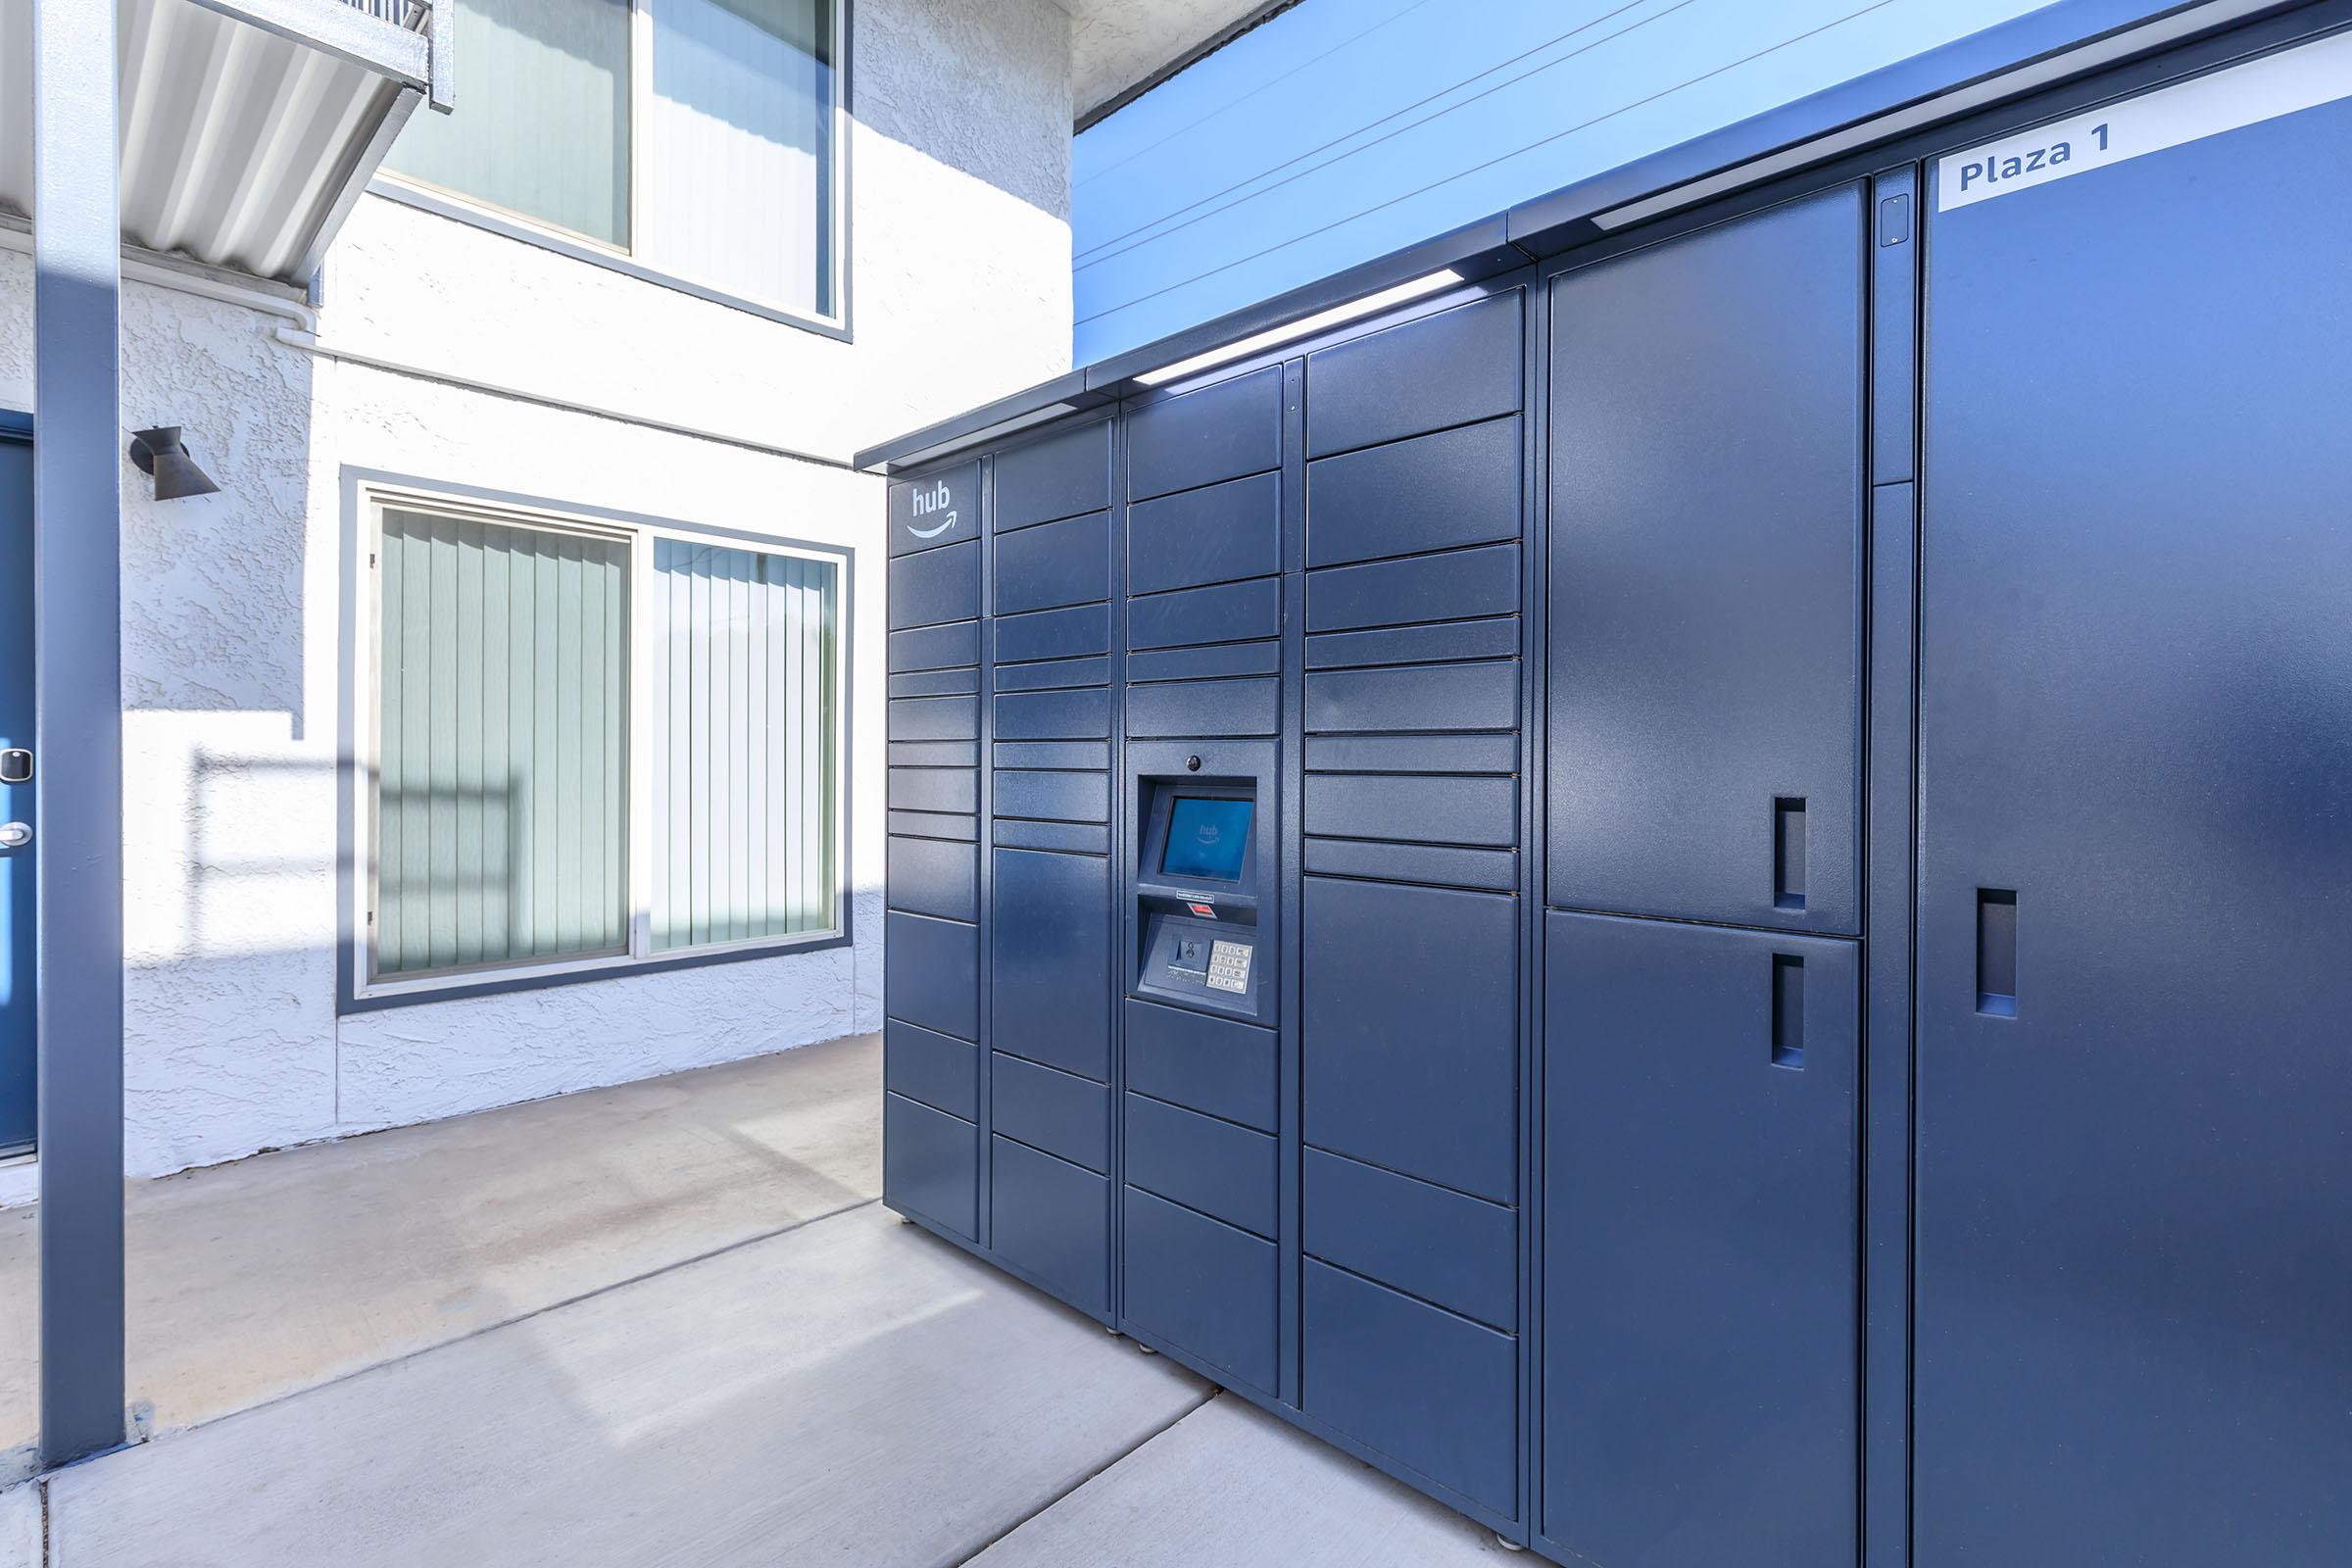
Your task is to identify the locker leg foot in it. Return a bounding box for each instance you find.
[1136,1344,1156,1355]
[1494,1533,1526,1552]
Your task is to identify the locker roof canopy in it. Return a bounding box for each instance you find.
[854,0,2313,476]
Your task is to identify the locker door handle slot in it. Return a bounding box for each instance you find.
[1773,798,1807,911]
[1772,955,1804,1069]
[1976,889,2018,1017]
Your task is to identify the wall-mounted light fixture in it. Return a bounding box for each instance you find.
[127,426,220,500]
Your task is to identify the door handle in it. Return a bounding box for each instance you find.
[1772,954,1805,1069]
[0,822,29,850]
[1977,888,2017,1016]
[1773,797,1806,911]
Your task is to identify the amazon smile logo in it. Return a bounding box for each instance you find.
[907,479,958,540]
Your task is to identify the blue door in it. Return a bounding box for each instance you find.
[1913,58,2352,1565]
[0,414,28,1156]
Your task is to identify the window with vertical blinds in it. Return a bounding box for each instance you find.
[382,0,634,247]
[382,0,846,325]
[647,0,838,317]
[376,512,630,977]
[650,540,837,951]
[368,501,842,991]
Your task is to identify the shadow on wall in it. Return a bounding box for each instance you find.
[177,748,865,990]
[122,722,882,1175]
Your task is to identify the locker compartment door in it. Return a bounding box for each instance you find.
[1543,911,1857,1567]
[1301,877,1516,1203]
[990,848,1111,1081]
[1547,183,1864,933]
[1914,64,2352,1566]
[884,1094,977,1241]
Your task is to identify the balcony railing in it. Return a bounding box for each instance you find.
[342,0,454,115]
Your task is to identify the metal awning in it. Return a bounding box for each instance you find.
[0,0,450,284]
[857,0,2299,474]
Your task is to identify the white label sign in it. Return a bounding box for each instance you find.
[1938,28,2352,211]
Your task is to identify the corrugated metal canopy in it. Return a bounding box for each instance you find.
[0,0,436,283]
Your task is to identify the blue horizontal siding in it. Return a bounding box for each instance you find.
[1073,0,2077,362]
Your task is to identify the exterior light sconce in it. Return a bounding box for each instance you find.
[127,426,221,500]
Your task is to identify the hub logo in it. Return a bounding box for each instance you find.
[907,480,958,540]
[896,463,976,547]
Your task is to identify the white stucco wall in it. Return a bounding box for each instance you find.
[0,0,1072,1203]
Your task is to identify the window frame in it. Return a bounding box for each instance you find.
[370,0,854,338]
[350,479,852,1008]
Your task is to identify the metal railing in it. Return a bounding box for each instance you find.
[336,0,451,113]
[339,0,422,24]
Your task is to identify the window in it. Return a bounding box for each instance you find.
[381,0,844,322]
[647,538,838,951]
[386,0,634,247]
[363,491,843,996]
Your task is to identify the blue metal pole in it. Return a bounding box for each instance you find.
[32,0,127,1468]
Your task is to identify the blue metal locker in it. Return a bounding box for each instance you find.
[864,15,2352,1563]
[882,461,985,1241]
[1540,182,1869,1563]
[1114,360,1293,1396]
[988,417,1118,1317]
[1294,291,1529,1526]
[1913,59,2352,1566]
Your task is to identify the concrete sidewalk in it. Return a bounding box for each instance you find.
[974,1395,1517,1567]
[2,1032,884,1472]
[1,1034,1510,1566]
[43,1201,1212,1565]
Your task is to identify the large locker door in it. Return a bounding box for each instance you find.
[1547,184,1865,934]
[1544,912,1857,1568]
[1915,45,2352,1564]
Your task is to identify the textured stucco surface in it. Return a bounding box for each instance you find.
[334,0,1073,464]
[0,1478,32,1568]
[0,0,1072,1200]
[1066,0,1272,118]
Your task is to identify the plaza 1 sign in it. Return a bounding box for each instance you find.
[1938,27,2352,211]
[888,462,979,556]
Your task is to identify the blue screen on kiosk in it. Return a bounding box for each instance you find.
[1161,798,1252,882]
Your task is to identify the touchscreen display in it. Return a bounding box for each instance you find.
[1161,797,1253,882]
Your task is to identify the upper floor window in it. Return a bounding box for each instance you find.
[383,0,843,323]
